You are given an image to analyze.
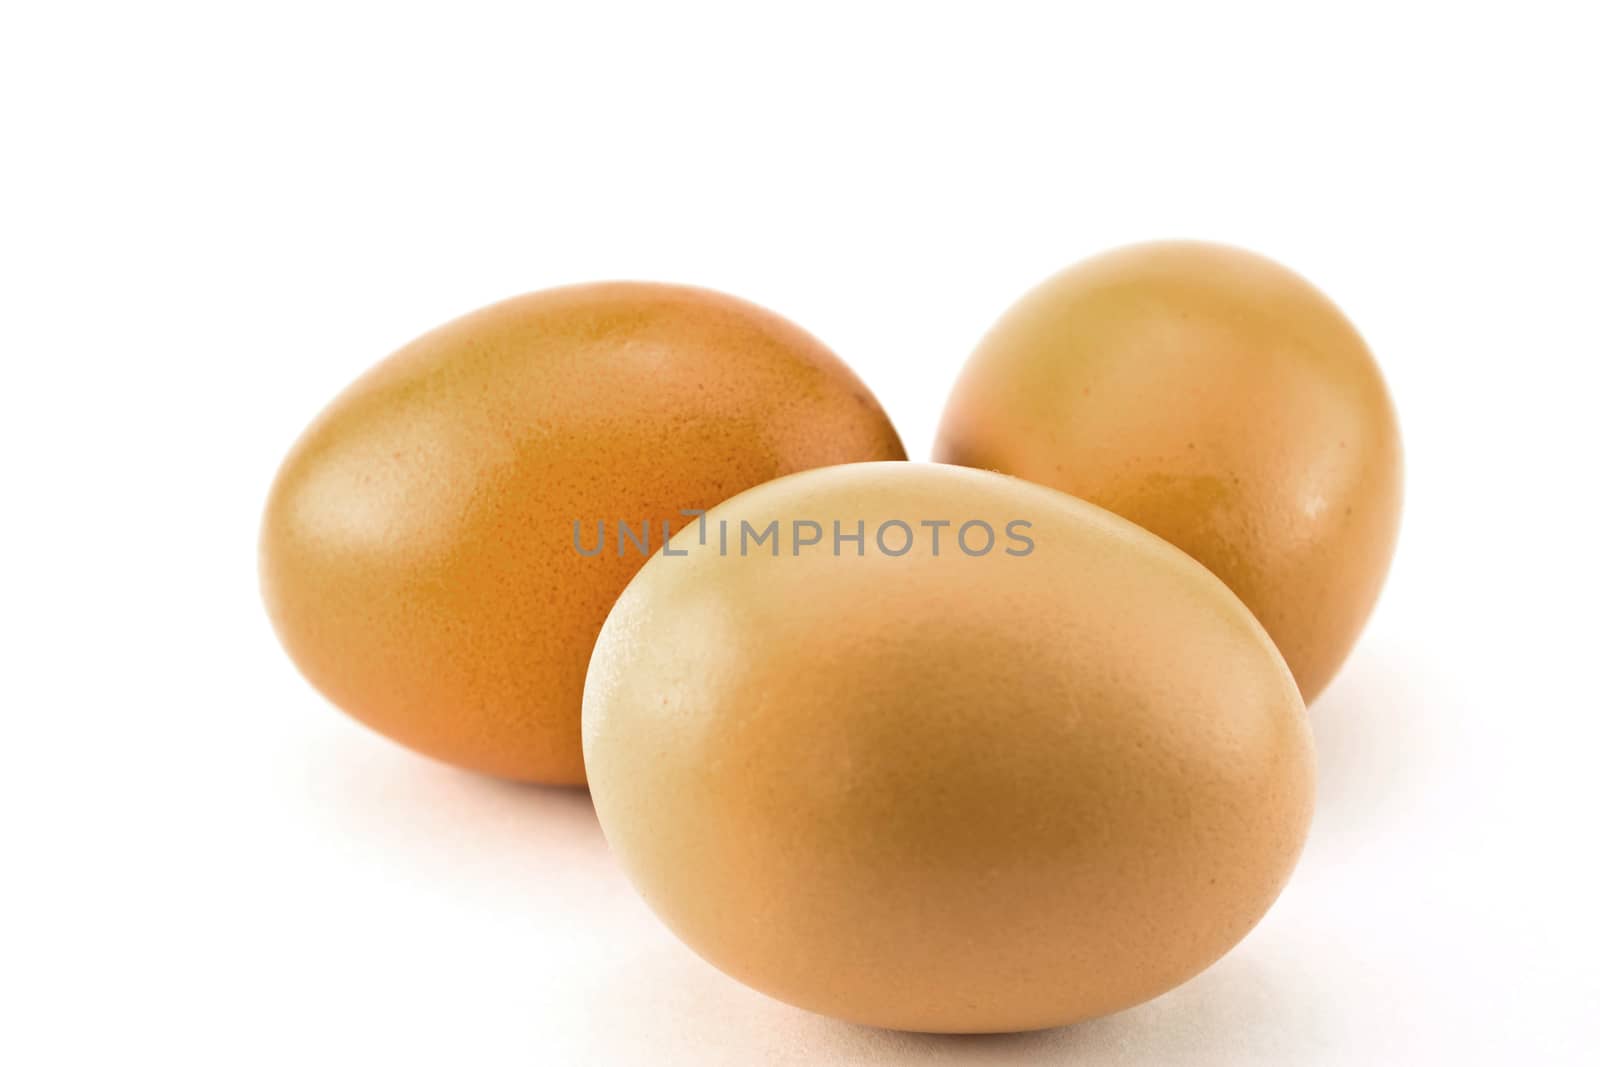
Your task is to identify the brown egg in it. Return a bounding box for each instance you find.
[260,283,905,784]
[584,462,1314,1033]
[935,241,1403,702]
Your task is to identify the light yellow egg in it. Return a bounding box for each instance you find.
[936,241,1403,701]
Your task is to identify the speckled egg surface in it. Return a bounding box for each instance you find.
[583,462,1314,1033]
[260,283,905,784]
[935,241,1402,702]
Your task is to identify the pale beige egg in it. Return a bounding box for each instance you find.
[584,462,1314,1032]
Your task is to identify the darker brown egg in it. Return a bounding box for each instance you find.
[261,283,905,783]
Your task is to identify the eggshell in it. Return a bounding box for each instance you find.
[935,241,1402,701]
[260,283,905,784]
[583,462,1314,1033]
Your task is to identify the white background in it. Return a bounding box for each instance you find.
[4,3,1597,1064]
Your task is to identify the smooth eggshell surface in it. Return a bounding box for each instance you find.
[935,241,1402,702]
[583,462,1314,1033]
[260,283,905,784]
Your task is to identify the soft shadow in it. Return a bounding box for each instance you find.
[568,936,1332,1066]
[1304,639,1440,854]
[297,724,611,884]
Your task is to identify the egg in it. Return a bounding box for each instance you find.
[583,462,1314,1033]
[935,241,1402,702]
[260,283,905,784]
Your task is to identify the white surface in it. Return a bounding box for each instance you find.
[3,3,1598,1064]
